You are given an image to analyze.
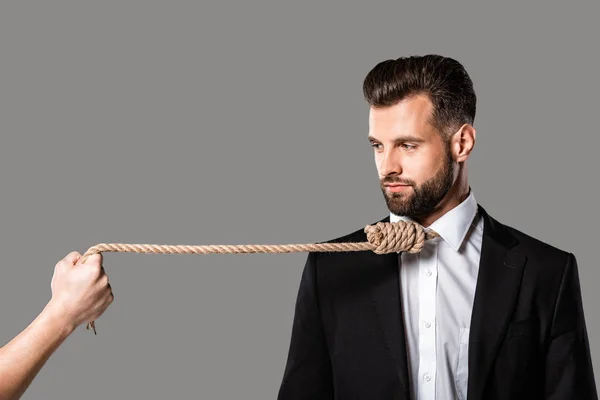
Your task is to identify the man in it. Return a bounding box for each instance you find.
[0,251,113,400]
[278,55,597,399]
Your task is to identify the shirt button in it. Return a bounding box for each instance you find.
[425,269,432,277]
[424,373,432,382]
[424,321,431,328]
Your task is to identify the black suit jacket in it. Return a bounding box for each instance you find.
[278,204,597,400]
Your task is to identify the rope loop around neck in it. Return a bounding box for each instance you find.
[364,221,439,254]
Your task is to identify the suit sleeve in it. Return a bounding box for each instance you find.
[277,251,334,399]
[544,253,598,399]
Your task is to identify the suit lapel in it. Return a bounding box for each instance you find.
[467,205,526,400]
[366,216,412,399]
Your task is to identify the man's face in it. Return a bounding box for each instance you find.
[368,94,456,218]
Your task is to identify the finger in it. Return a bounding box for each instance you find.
[62,251,82,267]
[82,253,102,266]
[97,263,108,279]
[106,284,114,304]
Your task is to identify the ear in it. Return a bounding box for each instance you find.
[451,124,476,162]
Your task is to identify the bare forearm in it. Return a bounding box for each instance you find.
[0,300,75,400]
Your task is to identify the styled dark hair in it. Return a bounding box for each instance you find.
[363,54,476,135]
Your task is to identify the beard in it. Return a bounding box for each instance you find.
[380,146,455,218]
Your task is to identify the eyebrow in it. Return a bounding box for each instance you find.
[367,135,426,144]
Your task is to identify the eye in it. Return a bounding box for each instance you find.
[371,143,383,150]
[401,144,417,150]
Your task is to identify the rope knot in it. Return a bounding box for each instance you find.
[364,221,439,254]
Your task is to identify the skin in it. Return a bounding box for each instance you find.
[0,251,113,400]
[367,93,476,228]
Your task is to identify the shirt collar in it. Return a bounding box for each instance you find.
[389,188,478,252]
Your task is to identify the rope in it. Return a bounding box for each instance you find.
[79,220,439,334]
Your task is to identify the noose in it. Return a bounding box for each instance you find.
[78,220,440,334]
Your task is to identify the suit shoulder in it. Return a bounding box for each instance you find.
[493,217,574,275]
[504,222,571,258]
[480,205,574,278]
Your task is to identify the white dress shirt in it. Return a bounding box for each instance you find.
[390,189,483,400]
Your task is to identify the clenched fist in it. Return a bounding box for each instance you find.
[48,251,114,330]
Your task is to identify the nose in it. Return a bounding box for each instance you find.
[379,149,402,177]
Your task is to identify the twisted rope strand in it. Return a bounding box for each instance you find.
[80,220,439,334]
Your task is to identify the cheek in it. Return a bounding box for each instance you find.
[405,153,436,176]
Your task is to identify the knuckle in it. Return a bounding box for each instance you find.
[88,264,102,279]
[89,254,102,265]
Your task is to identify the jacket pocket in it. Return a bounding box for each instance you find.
[455,328,470,400]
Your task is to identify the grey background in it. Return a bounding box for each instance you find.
[0,1,597,398]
